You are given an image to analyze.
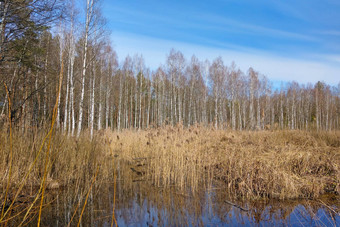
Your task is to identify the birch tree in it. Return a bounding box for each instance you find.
[77,0,99,136]
[77,0,106,136]
[209,57,227,129]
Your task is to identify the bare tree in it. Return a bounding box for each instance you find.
[77,0,106,136]
[209,57,227,129]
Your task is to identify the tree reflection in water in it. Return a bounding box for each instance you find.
[8,160,339,226]
[37,178,340,226]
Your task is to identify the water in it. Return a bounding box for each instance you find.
[6,159,339,227]
[31,181,338,226]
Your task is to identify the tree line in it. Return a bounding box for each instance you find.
[1,0,339,137]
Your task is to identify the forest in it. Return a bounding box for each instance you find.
[0,0,339,137]
[0,0,339,226]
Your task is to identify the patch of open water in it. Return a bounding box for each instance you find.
[35,181,339,226]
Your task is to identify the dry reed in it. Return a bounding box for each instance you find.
[104,126,339,200]
[0,125,339,225]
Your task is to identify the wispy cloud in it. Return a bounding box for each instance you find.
[196,13,317,41]
[111,32,340,85]
[106,4,318,43]
[317,54,340,64]
[104,0,340,86]
[318,30,340,36]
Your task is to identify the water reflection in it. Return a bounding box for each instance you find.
[9,159,338,226]
[34,180,338,227]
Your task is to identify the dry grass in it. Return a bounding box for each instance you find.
[0,128,115,225]
[0,126,339,213]
[0,131,111,189]
[105,125,340,200]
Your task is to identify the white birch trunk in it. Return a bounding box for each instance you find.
[56,31,63,128]
[69,44,75,136]
[117,72,123,131]
[134,80,137,129]
[178,88,182,124]
[89,69,95,139]
[63,50,70,133]
[97,65,102,130]
[214,89,218,129]
[105,76,111,129]
[161,77,165,125]
[138,73,142,129]
[231,87,236,130]
[249,80,254,129]
[147,81,151,128]
[256,88,261,129]
[77,0,93,137]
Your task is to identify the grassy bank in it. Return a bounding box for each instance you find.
[106,126,340,199]
[0,127,339,202]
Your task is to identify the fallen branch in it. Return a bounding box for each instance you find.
[224,200,249,212]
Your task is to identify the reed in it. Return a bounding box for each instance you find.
[0,129,112,225]
[0,125,339,224]
[105,126,339,199]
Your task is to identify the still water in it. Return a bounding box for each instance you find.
[35,180,339,227]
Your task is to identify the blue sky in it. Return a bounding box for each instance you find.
[101,0,340,85]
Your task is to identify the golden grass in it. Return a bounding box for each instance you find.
[1,82,12,222]
[105,125,339,200]
[0,125,339,224]
[0,130,110,226]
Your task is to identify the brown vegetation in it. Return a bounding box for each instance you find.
[0,126,339,225]
[1,0,339,225]
[105,126,340,200]
[1,127,338,202]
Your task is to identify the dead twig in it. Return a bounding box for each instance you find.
[224,200,249,212]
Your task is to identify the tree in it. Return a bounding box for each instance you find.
[166,49,185,125]
[209,57,227,129]
[248,67,259,129]
[227,62,240,130]
[0,0,63,64]
[187,55,202,126]
[77,0,106,137]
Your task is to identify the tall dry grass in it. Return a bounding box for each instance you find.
[0,129,114,225]
[0,130,112,189]
[105,125,340,200]
[0,125,339,224]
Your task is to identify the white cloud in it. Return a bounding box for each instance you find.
[111,32,340,85]
[319,30,340,36]
[197,13,317,42]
